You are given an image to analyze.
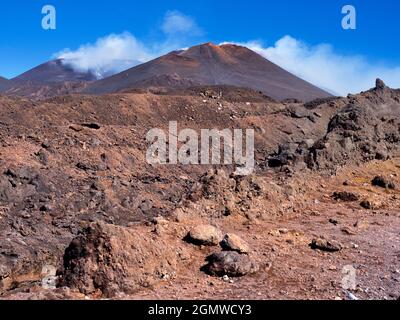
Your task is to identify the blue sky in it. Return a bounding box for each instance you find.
[1,0,399,94]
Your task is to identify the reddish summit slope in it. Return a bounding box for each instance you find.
[84,43,331,101]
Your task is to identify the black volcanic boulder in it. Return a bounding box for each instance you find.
[371,176,396,190]
[202,251,258,277]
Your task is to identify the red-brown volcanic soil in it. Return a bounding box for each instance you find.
[0,82,399,300]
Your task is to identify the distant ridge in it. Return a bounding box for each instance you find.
[0,59,96,98]
[0,76,11,92]
[12,59,97,84]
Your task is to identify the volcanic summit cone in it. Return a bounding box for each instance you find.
[84,42,331,102]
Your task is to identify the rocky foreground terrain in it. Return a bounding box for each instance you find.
[0,80,399,300]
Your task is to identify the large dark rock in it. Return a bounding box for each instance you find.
[371,176,396,190]
[202,251,258,277]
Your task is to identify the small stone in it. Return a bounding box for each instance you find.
[221,233,250,254]
[361,199,372,209]
[82,123,101,130]
[332,191,359,202]
[139,200,153,213]
[39,204,53,212]
[354,219,370,230]
[303,139,315,148]
[171,208,185,223]
[375,151,388,160]
[341,227,357,235]
[161,273,170,280]
[35,149,49,165]
[186,225,223,246]
[269,230,281,237]
[152,216,168,225]
[69,124,84,132]
[329,219,339,226]
[310,238,342,252]
[41,140,51,149]
[346,292,359,300]
[360,199,381,210]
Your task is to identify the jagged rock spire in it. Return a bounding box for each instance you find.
[375,78,386,90]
